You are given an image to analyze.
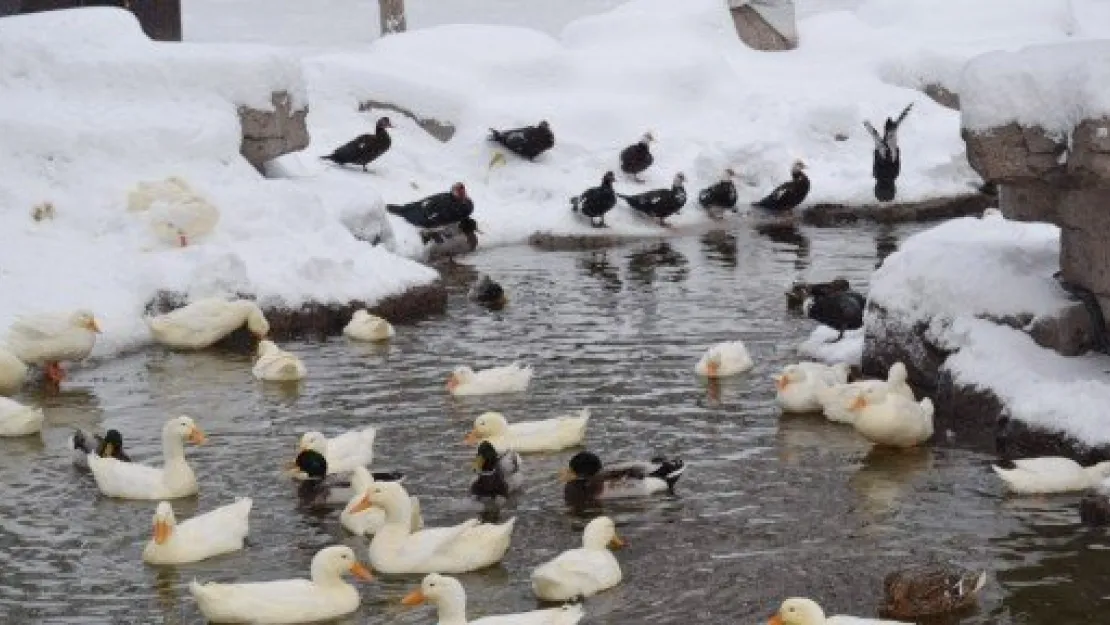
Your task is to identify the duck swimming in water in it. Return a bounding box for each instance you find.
[321,117,393,172]
[469,440,523,501]
[561,450,684,511]
[71,427,130,469]
[469,275,507,308]
[753,160,809,212]
[293,448,404,510]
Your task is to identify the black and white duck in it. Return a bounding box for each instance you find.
[468,275,507,308]
[698,167,739,217]
[570,171,617,228]
[785,277,852,311]
[560,450,684,510]
[386,182,474,229]
[294,448,403,510]
[864,103,913,202]
[488,120,554,162]
[804,280,866,342]
[469,440,523,501]
[619,132,654,182]
[753,160,810,212]
[320,117,393,172]
[879,564,987,620]
[71,427,131,469]
[423,217,480,262]
[619,172,686,226]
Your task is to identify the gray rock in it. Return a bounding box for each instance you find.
[238,91,309,174]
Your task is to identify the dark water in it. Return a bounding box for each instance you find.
[0,221,1106,624]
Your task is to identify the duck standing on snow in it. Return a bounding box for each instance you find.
[71,427,130,468]
[879,564,986,620]
[561,450,684,510]
[753,160,810,212]
[695,340,754,378]
[148,298,269,350]
[321,116,393,171]
[423,217,481,262]
[6,309,100,387]
[143,498,252,565]
[0,396,45,437]
[402,573,585,625]
[769,597,911,625]
[343,310,394,342]
[991,457,1110,494]
[698,168,739,217]
[570,171,617,228]
[253,340,306,382]
[531,516,624,602]
[190,545,373,624]
[387,182,474,230]
[446,363,532,396]
[804,282,866,342]
[464,410,589,454]
[864,103,913,202]
[488,120,555,162]
[0,347,27,395]
[469,275,507,308]
[619,132,654,182]
[619,172,687,226]
[470,440,523,501]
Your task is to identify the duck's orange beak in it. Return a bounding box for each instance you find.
[86,318,102,334]
[463,430,480,445]
[768,615,784,625]
[774,375,788,391]
[608,535,626,550]
[849,396,867,411]
[558,468,576,483]
[706,360,720,377]
[188,427,207,445]
[401,588,427,606]
[153,519,172,545]
[350,494,373,514]
[349,562,374,581]
[446,374,459,392]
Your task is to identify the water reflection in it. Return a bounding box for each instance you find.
[626,241,689,285]
[700,230,738,268]
[577,250,622,292]
[849,447,934,522]
[874,225,899,268]
[754,222,810,272]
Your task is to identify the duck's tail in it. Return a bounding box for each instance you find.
[385,203,404,216]
[570,196,580,212]
[649,457,685,492]
[71,428,92,454]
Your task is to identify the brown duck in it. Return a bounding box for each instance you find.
[879,565,987,620]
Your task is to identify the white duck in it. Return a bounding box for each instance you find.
[817,362,914,425]
[531,516,624,602]
[447,363,533,396]
[403,573,585,625]
[128,176,220,248]
[0,347,27,395]
[770,597,911,625]
[148,298,269,350]
[343,310,395,342]
[846,386,934,448]
[297,427,376,475]
[190,545,373,624]
[143,498,251,565]
[341,467,424,536]
[253,340,306,382]
[464,410,589,454]
[0,396,45,437]
[775,362,850,414]
[695,340,754,378]
[88,416,206,500]
[352,481,515,574]
[992,457,1110,494]
[6,309,100,385]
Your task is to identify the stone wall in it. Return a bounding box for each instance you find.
[728,0,797,51]
[238,91,310,174]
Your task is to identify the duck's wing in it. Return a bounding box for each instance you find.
[407,519,482,561]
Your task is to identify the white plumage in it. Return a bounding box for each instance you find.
[143,498,251,565]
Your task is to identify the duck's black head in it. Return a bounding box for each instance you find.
[376,116,393,130]
[475,441,500,471]
[602,171,615,186]
[104,429,124,448]
[295,449,329,479]
[538,120,550,129]
[568,451,602,479]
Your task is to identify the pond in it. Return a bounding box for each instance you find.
[0,220,1104,624]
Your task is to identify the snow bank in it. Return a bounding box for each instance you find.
[0,8,437,359]
[961,41,1110,134]
[798,326,863,367]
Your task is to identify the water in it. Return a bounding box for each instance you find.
[1,221,1106,624]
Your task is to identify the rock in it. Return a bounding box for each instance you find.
[238,91,309,174]
[801,193,994,227]
[1080,492,1110,527]
[359,100,455,142]
[962,123,1067,184]
[528,232,625,251]
[921,83,960,111]
[1026,302,1096,357]
[728,1,797,51]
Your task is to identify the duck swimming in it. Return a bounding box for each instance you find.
[293,448,404,510]
[321,116,393,172]
[469,440,523,501]
[561,450,684,511]
[468,275,507,308]
[71,427,130,469]
[570,171,617,228]
[879,564,986,620]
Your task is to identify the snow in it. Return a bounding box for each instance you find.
[0,8,437,359]
[961,41,1110,134]
[798,326,863,367]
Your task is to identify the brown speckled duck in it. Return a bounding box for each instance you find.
[879,565,987,620]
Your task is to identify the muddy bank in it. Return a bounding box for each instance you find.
[528,231,627,251]
[801,192,995,226]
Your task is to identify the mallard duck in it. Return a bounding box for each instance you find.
[403,573,585,625]
[879,565,986,620]
[531,516,624,601]
[343,309,395,342]
[143,498,252,565]
[253,340,306,382]
[561,451,684,510]
[464,410,589,454]
[148,298,269,349]
[321,117,393,171]
[571,171,617,228]
[619,132,654,182]
[769,597,910,625]
[341,466,423,536]
[0,396,44,437]
[488,120,555,161]
[468,275,507,308]
[6,309,100,386]
[846,386,934,448]
[190,545,373,624]
[88,416,205,500]
[291,449,398,510]
[71,427,130,468]
[0,347,27,395]
[753,160,810,212]
[774,362,851,413]
[446,363,532,396]
[352,480,515,574]
[991,457,1110,494]
[470,441,523,500]
[695,340,754,378]
[817,362,914,425]
[296,426,376,475]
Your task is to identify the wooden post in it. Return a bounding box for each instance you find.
[379,0,405,35]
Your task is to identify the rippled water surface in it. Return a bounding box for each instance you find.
[2,221,1107,624]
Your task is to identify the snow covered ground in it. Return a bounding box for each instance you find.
[868,214,1110,447]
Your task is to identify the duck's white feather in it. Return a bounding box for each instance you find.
[448,363,532,396]
[993,457,1110,494]
[143,498,251,565]
[343,310,395,341]
[695,340,754,377]
[253,340,306,381]
[0,348,28,395]
[7,310,97,365]
[0,396,44,437]
[148,298,269,350]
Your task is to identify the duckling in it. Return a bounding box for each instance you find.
[879,565,987,620]
[561,451,684,511]
[468,275,507,308]
[71,428,131,469]
[469,441,523,501]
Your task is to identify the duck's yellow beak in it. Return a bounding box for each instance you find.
[188,427,207,445]
[463,430,481,445]
[608,535,626,550]
[86,318,102,334]
[768,615,784,625]
[558,468,576,483]
[402,588,427,606]
[350,494,373,514]
[774,375,788,391]
[471,455,484,471]
[849,396,867,411]
[349,562,374,581]
[153,519,172,545]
